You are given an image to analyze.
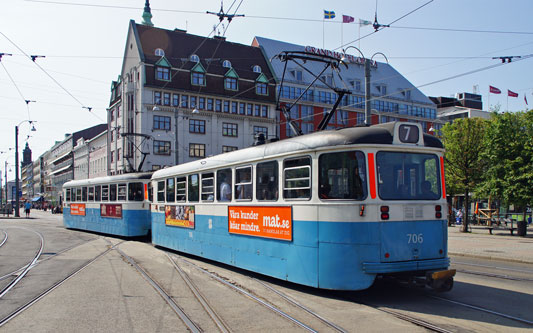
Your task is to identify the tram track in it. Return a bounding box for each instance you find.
[0,227,44,299]
[0,241,118,328]
[0,240,91,282]
[172,254,319,333]
[0,229,7,248]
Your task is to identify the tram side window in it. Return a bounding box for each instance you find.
[66,188,71,202]
[235,167,252,201]
[101,185,109,201]
[95,185,101,201]
[157,181,165,202]
[82,187,88,202]
[376,152,441,200]
[188,174,199,202]
[283,157,311,199]
[166,178,175,202]
[217,169,232,201]
[109,184,117,201]
[148,183,153,202]
[319,151,367,200]
[88,187,95,201]
[118,184,127,201]
[128,182,144,201]
[76,188,82,201]
[176,177,186,202]
[256,161,278,201]
[201,172,214,201]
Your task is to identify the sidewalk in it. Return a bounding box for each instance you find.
[448,225,533,264]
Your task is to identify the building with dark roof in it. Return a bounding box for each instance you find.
[108,6,277,174]
[253,37,439,138]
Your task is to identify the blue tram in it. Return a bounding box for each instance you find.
[62,173,152,237]
[150,122,455,291]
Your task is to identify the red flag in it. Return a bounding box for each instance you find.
[489,85,501,94]
[508,89,518,98]
[525,95,529,105]
[342,15,355,23]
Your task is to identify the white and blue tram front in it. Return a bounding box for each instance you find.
[63,173,152,237]
[151,122,454,291]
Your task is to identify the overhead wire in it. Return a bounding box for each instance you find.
[0,62,32,120]
[0,31,105,122]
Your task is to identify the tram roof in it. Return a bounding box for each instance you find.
[63,172,153,188]
[153,123,443,179]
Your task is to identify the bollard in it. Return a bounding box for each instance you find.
[517,220,527,237]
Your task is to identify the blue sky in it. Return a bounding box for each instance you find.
[0,0,532,179]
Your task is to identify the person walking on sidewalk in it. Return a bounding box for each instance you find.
[24,201,31,218]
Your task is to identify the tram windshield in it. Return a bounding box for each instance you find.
[319,151,367,200]
[377,152,441,200]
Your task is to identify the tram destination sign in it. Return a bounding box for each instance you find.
[228,206,292,241]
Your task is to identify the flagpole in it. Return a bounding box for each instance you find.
[341,22,344,47]
[488,91,490,112]
[358,22,361,49]
[323,16,325,49]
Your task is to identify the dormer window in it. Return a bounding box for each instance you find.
[190,54,199,62]
[290,70,303,81]
[155,57,172,82]
[191,62,206,86]
[253,65,262,73]
[255,73,269,96]
[155,48,165,57]
[350,80,361,91]
[376,84,387,96]
[224,68,239,91]
[222,60,232,68]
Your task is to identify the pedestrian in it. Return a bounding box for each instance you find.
[24,200,31,218]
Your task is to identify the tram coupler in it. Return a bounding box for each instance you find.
[426,269,456,292]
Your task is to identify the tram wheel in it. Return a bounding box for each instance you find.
[435,278,454,292]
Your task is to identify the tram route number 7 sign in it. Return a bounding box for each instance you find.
[228,206,292,241]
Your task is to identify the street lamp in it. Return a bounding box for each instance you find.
[340,46,388,127]
[15,120,36,217]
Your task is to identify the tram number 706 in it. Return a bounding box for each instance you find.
[407,233,423,244]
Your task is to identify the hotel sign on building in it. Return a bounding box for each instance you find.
[304,46,378,67]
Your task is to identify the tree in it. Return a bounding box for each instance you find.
[480,111,533,222]
[441,118,487,232]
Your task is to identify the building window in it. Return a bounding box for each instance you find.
[163,92,170,106]
[222,60,231,68]
[190,96,197,109]
[154,115,171,131]
[261,105,268,118]
[215,99,222,112]
[223,146,238,153]
[154,140,171,155]
[156,67,170,81]
[224,77,238,91]
[254,104,260,117]
[191,72,205,86]
[223,100,230,113]
[253,126,268,138]
[199,97,205,110]
[154,91,162,105]
[189,143,205,158]
[239,103,245,115]
[155,48,165,57]
[256,83,268,95]
[253,65,262,73]
[207,98,214,111]
[172,94,179,106]
[189,119,205,134]
[181,95,188,108]
[247,104,253,116]
[222,123,238,137]
[231,101,238,114]
[291,70,303,81]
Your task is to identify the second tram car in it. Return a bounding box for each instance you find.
[63,173,152,237]
[150,122,455,291]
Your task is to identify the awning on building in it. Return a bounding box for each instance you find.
[50,164,72,176]
[32,196,43,202]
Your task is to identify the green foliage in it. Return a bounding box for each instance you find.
[441,118,487,196]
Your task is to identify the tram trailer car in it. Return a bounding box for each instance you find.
[151,122,455,291]
[63,173,152,237]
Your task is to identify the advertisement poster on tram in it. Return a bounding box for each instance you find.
[70,203,86,216]
[228,206,292,241]
[165,205,195,228]
[101,204,122,218]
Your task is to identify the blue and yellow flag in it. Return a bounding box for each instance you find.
[324,10,336,19]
